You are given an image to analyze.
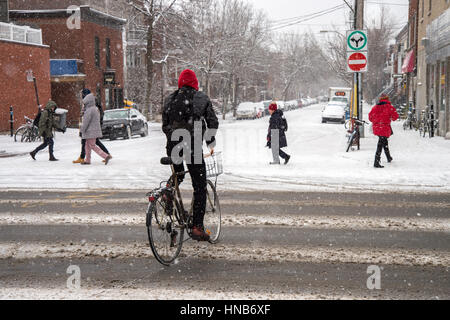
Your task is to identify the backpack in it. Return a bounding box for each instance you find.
[170,89,194,131]
[33,110,41,127]
[281,116,288,132]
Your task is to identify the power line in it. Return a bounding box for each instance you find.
[269,5,345,31]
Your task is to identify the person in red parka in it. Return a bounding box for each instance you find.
[369,95,399,168]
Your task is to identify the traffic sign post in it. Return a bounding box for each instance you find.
[346,29,368,141]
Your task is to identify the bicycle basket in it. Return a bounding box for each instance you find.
[205,152,223,178]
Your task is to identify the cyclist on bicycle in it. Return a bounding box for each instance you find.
[162,69,219,242]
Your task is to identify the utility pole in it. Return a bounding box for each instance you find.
[354,0,365,137]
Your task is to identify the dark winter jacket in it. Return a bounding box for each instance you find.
[163,86,219,155]
[38,101,58,138]
[369,99,399,138]
[267,110,288,149]
[97,102,105,126]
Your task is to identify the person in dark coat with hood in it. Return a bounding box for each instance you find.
[369,95,399,168]
[30,100,60,161]
[162,69,219,242]
[267,102,290,165]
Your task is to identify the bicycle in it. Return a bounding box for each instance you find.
[345,118,369,153]
[146,152,223,266]
[403,108,418,131]
[14,116,40,143]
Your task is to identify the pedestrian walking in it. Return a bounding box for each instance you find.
[266,102,291,165]
[80,92,112,165]
[162,69,219,242]
[30,101,60,161]
[369,95,399,168]
[73,89,111,164]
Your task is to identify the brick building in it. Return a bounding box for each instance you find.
[0,20,51,132]
[416,0,450,138]
[9,3,126,126]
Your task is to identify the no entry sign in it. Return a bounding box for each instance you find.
[347,52,368,73]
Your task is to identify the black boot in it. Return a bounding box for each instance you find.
[49,155,59,162]
[284,155,291,165]
[30,151,37,161]
[374,157,384,168]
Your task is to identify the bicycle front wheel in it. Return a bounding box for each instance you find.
[147,199,184,266]
[14,126,28,142]
[346,133,356,153]
[204,180,222,244]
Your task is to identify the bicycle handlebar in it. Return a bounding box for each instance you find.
[350,118,369,125]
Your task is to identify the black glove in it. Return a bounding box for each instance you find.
[79,132,82,138]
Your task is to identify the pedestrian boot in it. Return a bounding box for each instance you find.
[73,157,84,164]
[374,157,384,168]
[191,226,210,242]
[104,155,113,165]
[30,151,36,161]
[49,156,59,162]
[387,156,393,163]
[270,161,281,165]
[284,155,291,165]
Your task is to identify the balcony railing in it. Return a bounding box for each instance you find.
[0,22,43,45]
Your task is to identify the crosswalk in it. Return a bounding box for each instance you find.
[0,191,448,300]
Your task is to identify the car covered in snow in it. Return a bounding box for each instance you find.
[236,102,258,120]
[322,103,346,124]
[102,108,149,140]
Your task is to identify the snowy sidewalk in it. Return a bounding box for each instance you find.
[0,105,449,193]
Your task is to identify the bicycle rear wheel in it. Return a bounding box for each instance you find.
[147,199,184,266]
[204,180,222,244]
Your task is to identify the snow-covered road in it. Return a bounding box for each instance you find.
[1,104,449,192]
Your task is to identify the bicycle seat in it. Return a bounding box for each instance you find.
[160,157,173,166]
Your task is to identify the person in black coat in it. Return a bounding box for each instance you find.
[162,69,219,242]
[267,102,290,165]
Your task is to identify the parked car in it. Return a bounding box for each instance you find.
[322,103,346,124]
[236,102,258,120]
[102,108,148,140]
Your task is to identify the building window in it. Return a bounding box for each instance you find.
[96,84,102,106]
[421,0,424,18]
[106,38,111,69]
[95,36,100,68]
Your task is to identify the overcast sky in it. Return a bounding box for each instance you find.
[246,0,409,37]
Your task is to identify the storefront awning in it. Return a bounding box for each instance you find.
[402,50,415,74]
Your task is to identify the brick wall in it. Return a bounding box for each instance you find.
[11,11,125,126]
[0,40,51,132]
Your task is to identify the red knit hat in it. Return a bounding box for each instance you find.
[178,69,199,91]
[269,102,278,111]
